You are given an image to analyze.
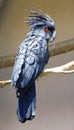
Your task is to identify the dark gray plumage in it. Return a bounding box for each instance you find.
[11,9,56,123]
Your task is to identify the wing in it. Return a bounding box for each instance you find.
[11,36,35,87]
[11,36,49,88]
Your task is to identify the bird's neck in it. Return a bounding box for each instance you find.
[26,28,50,43]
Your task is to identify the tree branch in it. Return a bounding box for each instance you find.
[0,80,11,88]
[39,61,74,78]
[0,61,74,88]
[0,38,74,69]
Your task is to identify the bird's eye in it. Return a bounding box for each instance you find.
[44,27,50,33]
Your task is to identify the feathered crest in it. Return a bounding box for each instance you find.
[26,9,55,28]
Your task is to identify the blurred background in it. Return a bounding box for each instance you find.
[0,0,74,130]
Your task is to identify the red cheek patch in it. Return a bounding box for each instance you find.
[44,27,50,33]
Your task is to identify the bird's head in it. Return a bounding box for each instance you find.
[26,9,56,43]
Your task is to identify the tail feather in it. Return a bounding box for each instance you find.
[16,82,36,123]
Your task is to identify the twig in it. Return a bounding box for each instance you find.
[39,61,74,78]
[0,61,74,88]
[0,80,11,88]
[0,38,74,69]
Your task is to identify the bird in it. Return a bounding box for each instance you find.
[11,9,56,123]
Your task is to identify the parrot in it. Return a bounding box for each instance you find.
[11,9,56,123]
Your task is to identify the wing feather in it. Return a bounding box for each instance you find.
[11,36,49,88]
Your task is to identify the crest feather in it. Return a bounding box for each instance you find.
[26,9,55,27]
